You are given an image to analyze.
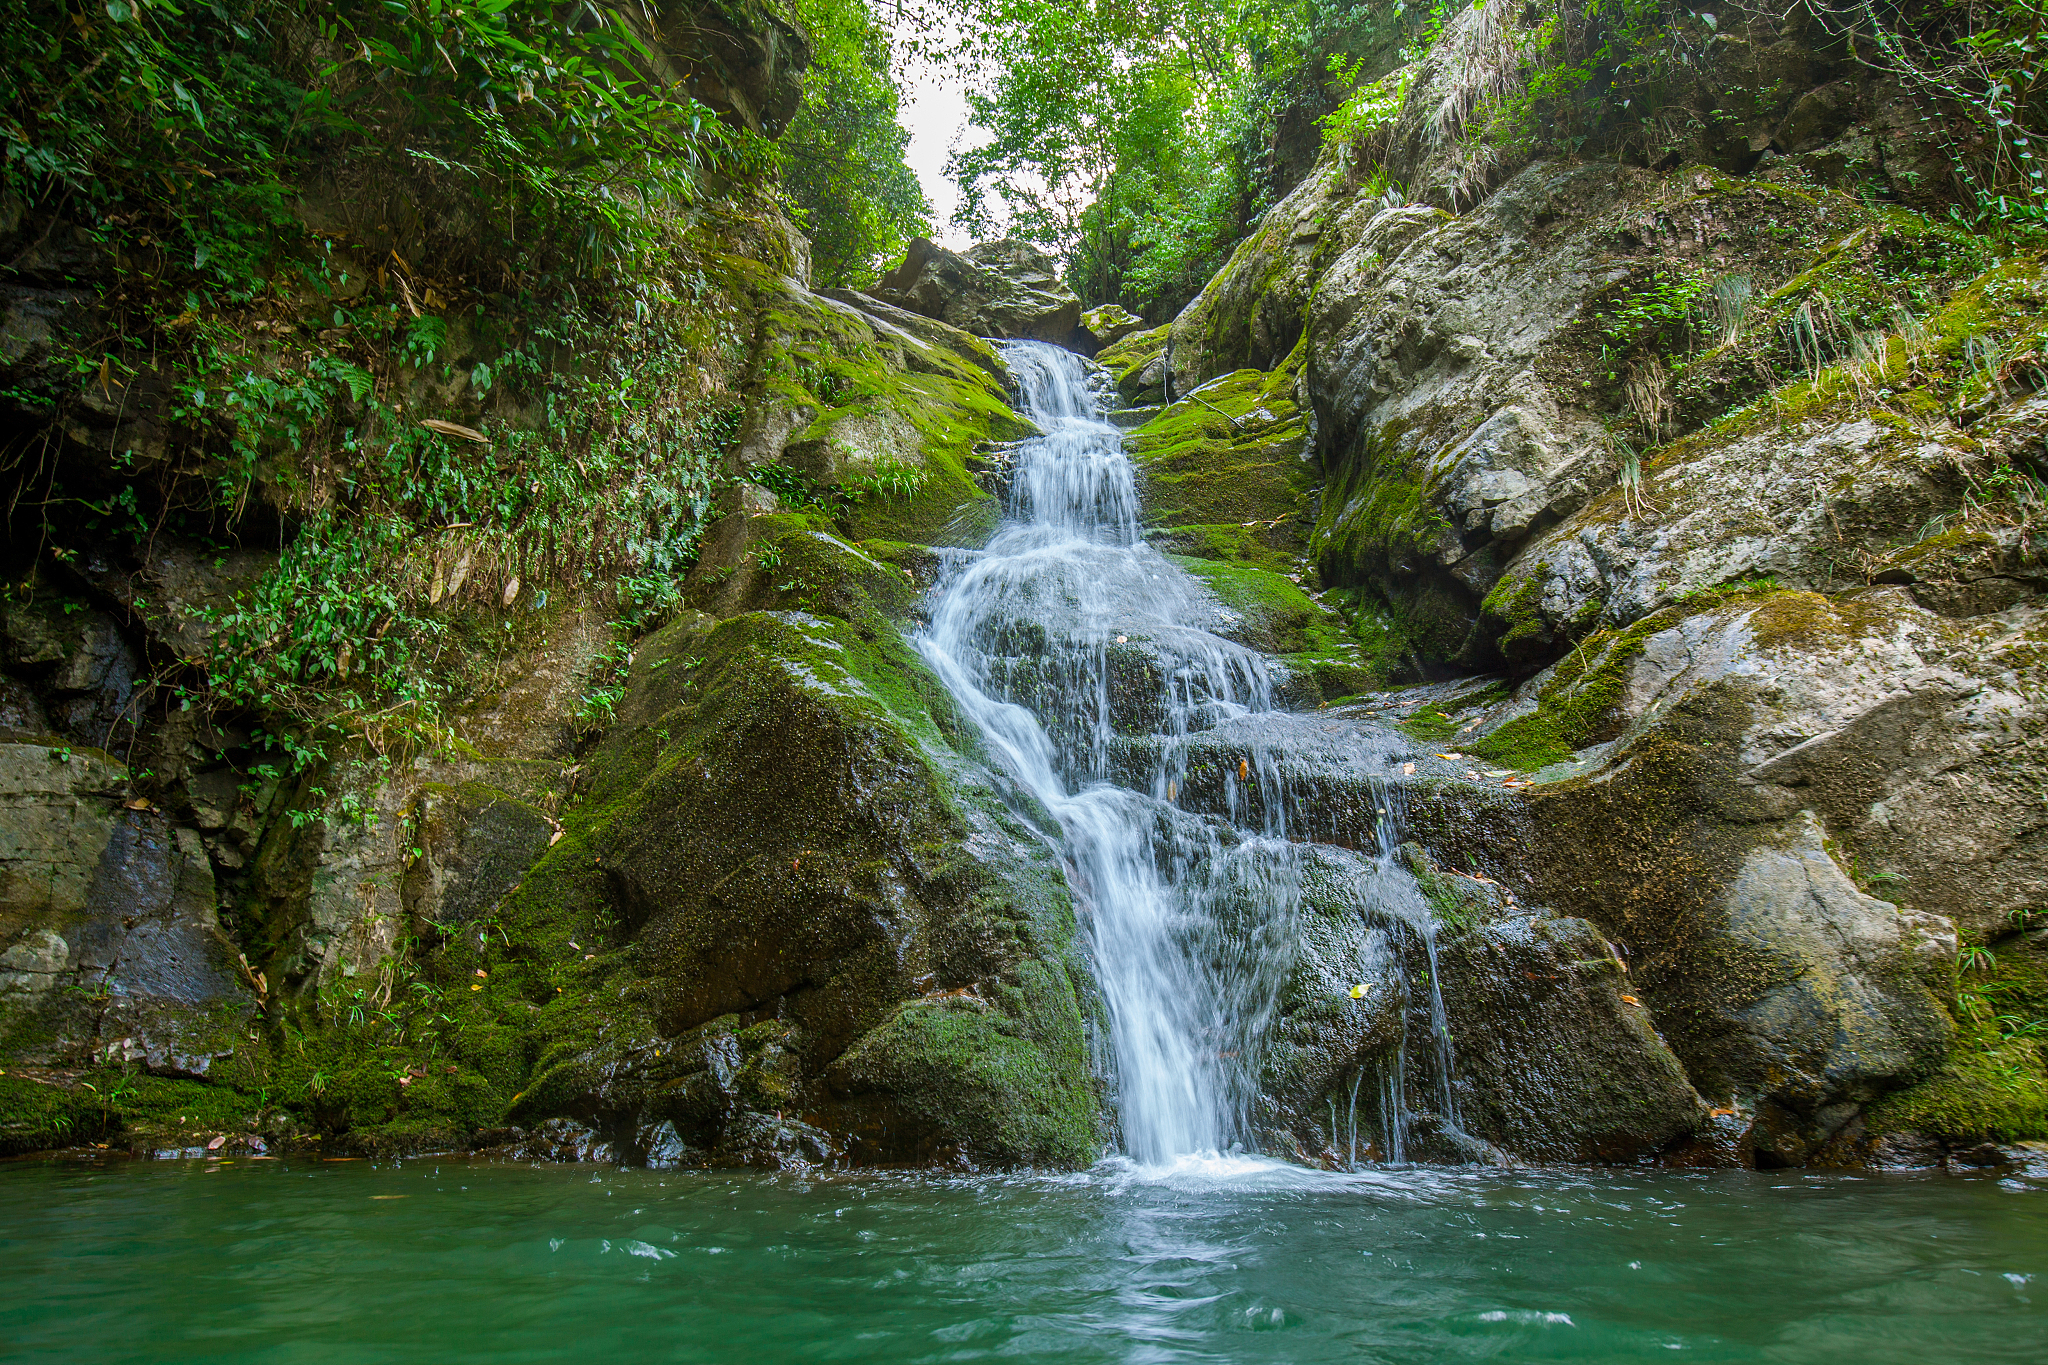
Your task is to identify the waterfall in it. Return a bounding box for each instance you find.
[917,341,1460,1167]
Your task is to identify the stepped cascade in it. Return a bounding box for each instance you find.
[920,343,1458,1164]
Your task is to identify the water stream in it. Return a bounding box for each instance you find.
[918,342,1450,1166]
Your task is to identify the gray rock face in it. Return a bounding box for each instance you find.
[1408,586,2044,1158]
[1,596,142,750]
[1613,592,2045,943]
[402,781,557,931]
[1705,811,1955,1158]
[1484,410,1971,659]
[1437,909,1706,1162]
[1307,162,1637,641]
[1247,835,1703,1166]
[0,741,248,1073]
[870,237,1082,343]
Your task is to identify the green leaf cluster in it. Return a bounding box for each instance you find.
[780,0,931,287]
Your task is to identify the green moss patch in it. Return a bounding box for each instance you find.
[1098,324,1170,404]
[1471,613,1671,770]
[824,985,1099,1167]
[1128,353,1314,563]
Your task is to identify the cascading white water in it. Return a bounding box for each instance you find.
[917,343,1307,1163]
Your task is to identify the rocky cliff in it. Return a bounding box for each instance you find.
[3,0,2042,1172]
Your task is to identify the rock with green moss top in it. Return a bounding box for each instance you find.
[821,979,1098,1167]
[1305,156,1959,673]
[1169,557,1380,699]
[819,288,1009,380]
[1079,304,1145,352]
[1865,928,2048,1149]
[688,519,923,628]
[716,282,1033,566]
[508,606,1101,1167]
[0,1073,111,1155]
[1098,325,1170,406]
[1432,586,2047,1162]
[1127,356,1316,570]
[1476,239,2046,667]
[1480,407,1970,663]
[1868,524,2048,619]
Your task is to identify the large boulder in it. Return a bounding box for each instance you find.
[1253,840,1704,1166]
[492,580,1105,1168]
[1418,585,2042,1162]
[870,238,1082,344]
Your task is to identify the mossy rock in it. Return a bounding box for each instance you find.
[1126,354,1315,566]
[1097,324,1169,405]
[0,1073,110,1155]
[1868,933,2048,1144]
[1165,556,1384,701]
[744,285,1032,550]
[822,975,1099,1167]
[476,605,1102,1166]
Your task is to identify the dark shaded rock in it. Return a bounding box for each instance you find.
[403,782,558,932]
[1,596,141,751]
[0,675,48,737]
[1437,911,1706,1161]
[1,741,249,1074]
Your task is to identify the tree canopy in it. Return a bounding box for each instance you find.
[933,0,1407,318]
[781,0,932,287]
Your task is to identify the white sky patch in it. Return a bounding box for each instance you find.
[894,60,971,246]
[889,17,999,248]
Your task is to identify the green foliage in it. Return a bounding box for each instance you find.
[316,0,760,274]
[1320,59,1411,170]
[1599,269,1709,354]
[1802,0,2048,236]
[0,0,762,770]
[781,0,930,286]
[943,0,1413,316]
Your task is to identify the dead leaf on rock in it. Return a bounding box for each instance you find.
[420,418,488,444]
